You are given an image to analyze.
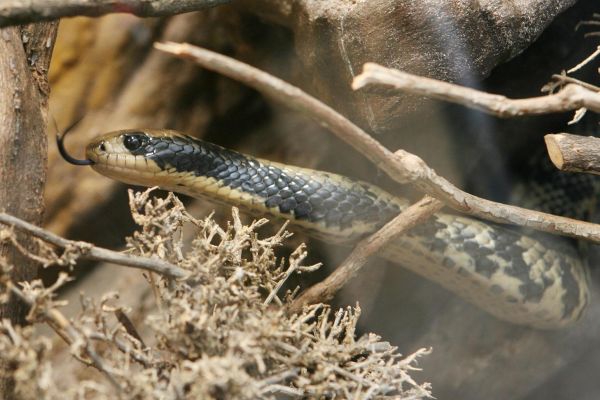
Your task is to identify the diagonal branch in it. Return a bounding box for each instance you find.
[0,0,230,27]
[352,62,600,117]
[154,42,600,244]
[288,196,443,313]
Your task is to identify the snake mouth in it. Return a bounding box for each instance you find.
[88,152,144,175]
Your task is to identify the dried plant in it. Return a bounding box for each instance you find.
[0,189,432,399]
[0,321,54,399]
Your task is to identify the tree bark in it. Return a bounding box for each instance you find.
[545,133,600,175]
[238,0,579,132]
[0,22,57,399]
[0,0,230,27]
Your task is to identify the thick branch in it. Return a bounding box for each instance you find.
[154,42,600,244]
[544,133,600,175]
[20,22,59,101]
[0,0,230,27]
[0,25,54,324]
[352,62,600,117]
[0,213,188,279]
[0,22,57,400]
[289,196,443,313]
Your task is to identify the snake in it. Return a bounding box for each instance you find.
[57,128,590,329]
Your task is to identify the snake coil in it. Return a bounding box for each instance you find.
[58,128,590,329]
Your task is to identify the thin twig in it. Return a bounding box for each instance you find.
[89,332,153,368]
[353,62,600,116]
[289,196,443,313]
[568,46,600,74]
[154,42,600,245]
[0,213,188,279]
[154,42,406,183]
[0,0,230,27]
[8,283,123,392]
[549,74,600,93]
[264,250,314,306]
[259,368,300,386]
[575,20,600,30]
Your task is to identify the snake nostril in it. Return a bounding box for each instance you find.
[99,143,106,152]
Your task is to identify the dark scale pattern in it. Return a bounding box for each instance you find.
[408,217,449,254]
[511,152,600,220]
[485,222,584,315]
[127,133,401,231]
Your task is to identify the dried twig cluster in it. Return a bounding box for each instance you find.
[0,189,432,399]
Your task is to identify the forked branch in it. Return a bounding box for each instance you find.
[352,62,600,117]
[154,42,600,245]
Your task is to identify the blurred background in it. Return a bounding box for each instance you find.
[43,1,600,398]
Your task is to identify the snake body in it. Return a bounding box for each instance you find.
[73,129,589,329]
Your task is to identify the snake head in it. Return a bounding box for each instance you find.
[86,130,152,161]
[85,129,189,189]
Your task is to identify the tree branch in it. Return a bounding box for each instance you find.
[0,22,57,400]
[544,133,600,175]
[154,42,600,245]
[288,196,443,313]
[19,22,59,101]
[0,213,188,279]
[8,282,123,392]
[352,62,600,117]
[0,0,230,27]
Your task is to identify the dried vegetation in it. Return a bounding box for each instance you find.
[0,189,432,399]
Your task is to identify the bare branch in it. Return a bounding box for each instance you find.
[575,19,600,30]
[0,0,230,27]
[0,31,57,398]
[8,283,123,392]
[154,42,600,245]
[289,196,443,313]
[0,213,187,279]
[547,74,600,93]
[153,41,406,182]
[568,45,600,73]
[545,133,600,175]
[352,62,600,117]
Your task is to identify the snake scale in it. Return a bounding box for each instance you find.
[58,129,590,329]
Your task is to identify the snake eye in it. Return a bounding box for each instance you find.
[123,134,145,151]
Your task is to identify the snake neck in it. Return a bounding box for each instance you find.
[87,130,406,242]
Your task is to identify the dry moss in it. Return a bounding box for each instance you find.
[0,189,432,399]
